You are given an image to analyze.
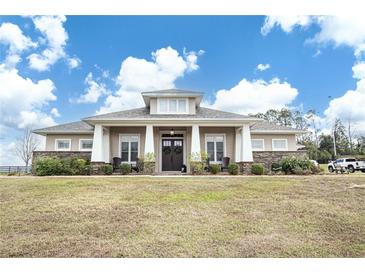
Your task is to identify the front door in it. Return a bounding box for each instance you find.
[162,139,184,171]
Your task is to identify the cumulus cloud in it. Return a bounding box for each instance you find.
[27,16,70,71]
[74,72,108,104]
[0,22,37,67]
[0,64,57,129]
[261,16,314,36]
[97,46,203,114]
[50,107,60,117]
[204,77,298,115]
[256,63,270,71]
[67,56,81,69]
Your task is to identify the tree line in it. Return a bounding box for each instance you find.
[254,108,365,163]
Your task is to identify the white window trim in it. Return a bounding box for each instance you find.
[205,134,226,164]
[272,138,288,151]
[79,139,93,151]
[157,98,188,114]
[118,134,140,164]
[251,139,265,151]
[55,139,71,151]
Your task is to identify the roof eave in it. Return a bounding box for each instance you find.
[251,130,307,134]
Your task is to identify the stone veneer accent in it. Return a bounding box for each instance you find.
[238,150,308,174]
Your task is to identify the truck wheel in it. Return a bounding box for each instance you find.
[361,170,365,173]
[348,165,355,173]
[328,166,334,173]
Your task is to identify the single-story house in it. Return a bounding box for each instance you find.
[33,89,306,173]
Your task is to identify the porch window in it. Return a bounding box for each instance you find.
[79,139,93,151]
[251,139,264,151]
[157,98,187,114]
[205,135,225,163]
[55,139,71,151]
[120,135,140,163]
[272,139,288,151]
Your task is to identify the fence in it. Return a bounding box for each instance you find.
[0,166,32,174]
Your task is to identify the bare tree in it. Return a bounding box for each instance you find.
[15,127,39,169]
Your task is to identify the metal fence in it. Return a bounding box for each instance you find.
[0,166,32,174]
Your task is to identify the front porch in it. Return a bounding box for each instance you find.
[90,124,254,173]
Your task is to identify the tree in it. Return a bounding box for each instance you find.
[15,127,39,170]
[333,119,350,155]
[305,109,320,147]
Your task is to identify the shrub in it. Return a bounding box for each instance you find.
[280,157,313,175]
[271,162,282,173]
[190,161,205,175]
[143,161,155,174]
[210,164,220,174]
[120,163,131,175]
[228,163,239,175]
[251,163,265,175]
[101,164,113,175]
[35,157,64,176]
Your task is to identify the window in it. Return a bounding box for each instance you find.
[157,98,187,114]
[251,139,264,151]
[79,139,93,151]
[272,139,288,151]
[55,139,71,151]
[120,135,139,163]
[205,135,225,163]
[346,159,356,162]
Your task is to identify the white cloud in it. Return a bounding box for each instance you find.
[27,16,69,71]
[256,63,270,71]
[97,46,202,114]
[50,107,60,117]
[67,57,81,69]
[75,72,108,104]
[324,62,365,134]
[204,77,298,115]
[0,64,57,129]
[261,16,314,36]
[0,22,36,67]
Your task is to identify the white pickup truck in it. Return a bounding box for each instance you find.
[328,158,365,173]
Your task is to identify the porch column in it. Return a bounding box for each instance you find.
[91,124,104,162]
[241,124,253,162]
[144,125,154,155]
[235,128,241,162]
[191,124,201,160]
[103,127,110,163]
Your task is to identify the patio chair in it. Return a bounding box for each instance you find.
[204,157,211,172]
[112,157,122,172]
[221,157,230,172]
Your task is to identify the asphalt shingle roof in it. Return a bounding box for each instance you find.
[250,121,303,132]
[33,121,94,135]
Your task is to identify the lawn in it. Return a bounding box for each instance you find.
[0,175,364,257]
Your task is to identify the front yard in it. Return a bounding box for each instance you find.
[0,175,364,257]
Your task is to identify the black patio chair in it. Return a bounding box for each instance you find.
[221,157,230,172]
[204,157,211,172]
[131,158,143,173]
[112,157,122,172]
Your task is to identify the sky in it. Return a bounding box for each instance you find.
[1,15,365,164]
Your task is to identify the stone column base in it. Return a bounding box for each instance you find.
[238,162,254,174]
[90,161,106,175]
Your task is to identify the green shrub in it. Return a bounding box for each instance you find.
[101,164,113,175]
[280,157,313,175]
[190,161,205,175]
[35,157,64,176]
[271,162,282,172]
[251,163,265,175]
[228,163,239,175]
[120,163,131,175]
[210,164,220,174]
[143,161,155,174]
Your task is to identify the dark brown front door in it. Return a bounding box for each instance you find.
[162,139,184,171]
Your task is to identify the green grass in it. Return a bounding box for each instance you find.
[0,175,364,257]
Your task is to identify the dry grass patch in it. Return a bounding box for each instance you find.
[0,175,364,257]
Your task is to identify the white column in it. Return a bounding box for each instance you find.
[91,124,104,162]
[235,128,241,162]
[241,124,253,162]
[191,124,201,160]
[103,127,110,163]
[144,125,154,155]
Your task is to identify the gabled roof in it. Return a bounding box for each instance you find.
[33,121,94,135]
[82,107,255,121]
[141,88,203,106]
[250,121,306,133]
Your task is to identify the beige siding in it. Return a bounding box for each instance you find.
[199,127,236,161]
[250,134,297,151]
[150,98,157,114]
[188,98,196,114]
[45,134,94,151]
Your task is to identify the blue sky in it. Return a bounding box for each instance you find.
[1,15,365,164]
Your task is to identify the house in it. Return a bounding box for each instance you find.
[33,89,306,173]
